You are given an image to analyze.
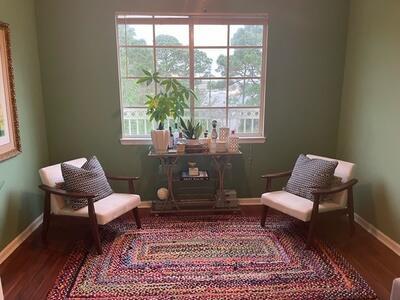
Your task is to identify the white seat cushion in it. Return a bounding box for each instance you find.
[261,191,345,222]
[56,193,141,225]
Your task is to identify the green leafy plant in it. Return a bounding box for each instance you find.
[137,70,197,130]
[180,118,203,140]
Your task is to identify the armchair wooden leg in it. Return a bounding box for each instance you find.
[348,187,355,236]
[89,213,102,255]
[42,192,51,244]
[306,214,319,249]
[133,207,141,229]
[260,206,269,227]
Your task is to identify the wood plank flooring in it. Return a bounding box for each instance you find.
[0,206,399,300]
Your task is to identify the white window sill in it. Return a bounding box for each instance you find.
[120,136,266,145]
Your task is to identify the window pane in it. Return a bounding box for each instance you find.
[121,79,155,106]
[156,48,189,77]
[126,47,154,77]
[118,24,126,45]
[195,109,227,132]
[125,25,153,45]
[195,48,227,78]
[228,108,260,134]
[194,79,226,107]
[229,25,263,46]
[228,79,260,106]
[155,25,189,46]
[119,48,127,77]
[123,108,152,136]
[194,25,227,46]
[229,48,262,77]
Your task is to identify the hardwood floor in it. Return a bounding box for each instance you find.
[0,206,399,300]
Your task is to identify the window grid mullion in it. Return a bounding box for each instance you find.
[152,23,157,94]
[189,21,195,120]
[124,16,128,78]
[225,25,230,127]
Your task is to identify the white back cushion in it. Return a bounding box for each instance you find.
[39,158,87,214]
[307,154,355,207]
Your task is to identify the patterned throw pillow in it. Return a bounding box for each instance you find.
[285,154,338,201]
[61,156,113,210]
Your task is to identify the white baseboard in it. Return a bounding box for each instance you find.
[0,214,43,265]
[354,213,400,256]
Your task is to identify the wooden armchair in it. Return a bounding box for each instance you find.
[38,158,141,254]
[260,154,358,249]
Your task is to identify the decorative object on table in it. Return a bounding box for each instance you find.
[188,161,199,176]
[219,127,230,141]
[181,170,209,181]
[137,70,197,153]
[179,118,203,145]
[199,130,210,147]
[47,215,376,300]
[0,22,21,162]
[260,154,358,249]
[211,120,218,140]
[228,130,240,152]
[176,142,185,154]
[216,140,227,153]
[156,187,169,200]
[185,143,208,153]
[209,139,216,153]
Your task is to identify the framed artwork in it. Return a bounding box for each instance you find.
[0,22,20,162]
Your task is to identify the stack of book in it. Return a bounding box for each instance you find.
[181,170,209,181]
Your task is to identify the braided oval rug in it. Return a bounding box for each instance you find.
[47,214,377,299]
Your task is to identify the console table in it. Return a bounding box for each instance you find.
[148,150,242,214]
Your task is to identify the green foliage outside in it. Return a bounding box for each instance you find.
[120,25,263,133]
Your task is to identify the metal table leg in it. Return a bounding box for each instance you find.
[160,156,179,210]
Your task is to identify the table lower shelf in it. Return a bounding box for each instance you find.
[151,197,240,214]
[151,207,241,215]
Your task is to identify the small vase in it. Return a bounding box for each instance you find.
[219,127,230,141]
[228,130,240,152]
[151,129,170,153]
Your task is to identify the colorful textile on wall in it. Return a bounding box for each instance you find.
[47,214,376,299]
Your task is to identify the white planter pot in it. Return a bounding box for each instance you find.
[151,129,170,153]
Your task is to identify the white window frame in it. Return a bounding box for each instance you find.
[116,13,268,145]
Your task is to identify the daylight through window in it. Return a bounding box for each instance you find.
[116,14,268,141]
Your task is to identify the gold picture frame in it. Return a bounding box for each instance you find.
[0,22,20,162]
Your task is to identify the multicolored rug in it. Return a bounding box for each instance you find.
[48,214,377,299]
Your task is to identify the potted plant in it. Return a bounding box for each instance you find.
[180,118,203,145]
[137,70,196,153]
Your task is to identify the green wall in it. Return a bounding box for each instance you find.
[337,0,400,243]
[0,0,49,250]
[35,0,349,200]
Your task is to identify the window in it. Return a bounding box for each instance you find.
[116,14,268,143]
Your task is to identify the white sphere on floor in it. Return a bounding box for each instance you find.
[157,187,169,200]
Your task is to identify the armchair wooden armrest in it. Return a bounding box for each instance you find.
[261,170,292,179]
[38,184,96,199]
[311,179,358,196]
[261,170,292,192]
[106,175,140,194]
[106,175,140,181]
